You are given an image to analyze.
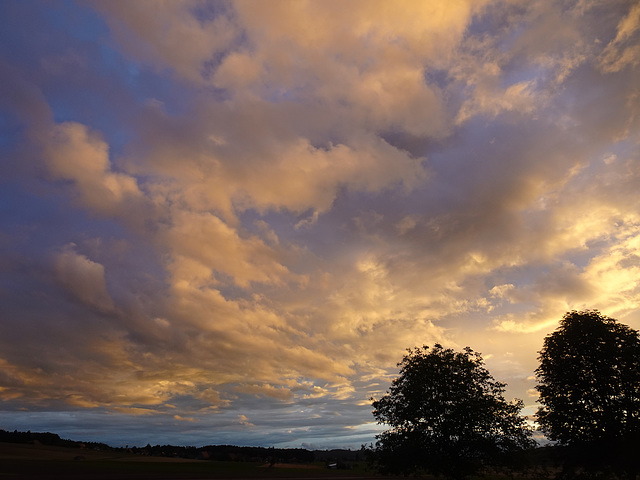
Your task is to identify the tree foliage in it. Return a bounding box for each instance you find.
[371,344,534,479]
[535,310,640,477]
[536,310,640,445]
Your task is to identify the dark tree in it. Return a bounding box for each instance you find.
[371,344,534,479]
[536,310,640,477]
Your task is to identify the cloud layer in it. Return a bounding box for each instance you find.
[1,0,639,447]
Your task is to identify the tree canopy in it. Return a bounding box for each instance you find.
[536,310,640,445]
[536,310,640,478]
[371,344,534,479]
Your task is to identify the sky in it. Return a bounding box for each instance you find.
[1,0,639,450]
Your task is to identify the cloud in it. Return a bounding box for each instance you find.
[236,414,254,427]
[456,80,539,124]
[599,2,640,72]
[53,244,115,312]
[43,122,145,219]
[163,209,295,288]
[92,0,239,84]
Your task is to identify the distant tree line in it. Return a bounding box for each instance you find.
[0,428,360,465]
[0,429,110,450]
[369,310,640,479]
[130,444,316,463]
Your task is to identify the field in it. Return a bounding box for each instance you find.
[0,442,380,480]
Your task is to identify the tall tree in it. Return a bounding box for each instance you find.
[536,310,640,476]
[371,344,534,479]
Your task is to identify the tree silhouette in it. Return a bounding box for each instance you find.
[371,344,534,479]
[536,310,640,477]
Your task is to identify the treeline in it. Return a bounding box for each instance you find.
[0,428,360,465]
[131,444,316,463]
[0,429,111,451]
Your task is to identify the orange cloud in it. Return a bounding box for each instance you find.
[44,122,142,217]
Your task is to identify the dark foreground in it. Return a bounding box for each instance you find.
[0,442,386,480]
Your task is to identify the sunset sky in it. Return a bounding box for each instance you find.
[1,0,640,449]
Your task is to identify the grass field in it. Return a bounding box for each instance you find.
[0,442,379,479]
